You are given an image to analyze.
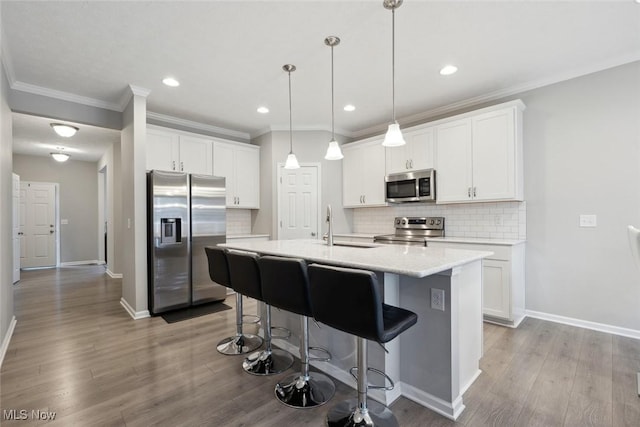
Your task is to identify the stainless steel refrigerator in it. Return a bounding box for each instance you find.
[147,170,227,314]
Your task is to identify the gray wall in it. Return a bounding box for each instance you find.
[1,38,16,352]
[517,61,640,330]
[251,130,352,239]
[98,142,122,276]
[13,154,100,263]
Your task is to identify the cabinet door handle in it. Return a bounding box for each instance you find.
[410,159,413,168]
[172,161,176,171]
[473,187,477,197]
[363,195,366,204]
[237,197,240,205]
[468,187,471,198]
[180,162,184,172]
[405,160,409,169]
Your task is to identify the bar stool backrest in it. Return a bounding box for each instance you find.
[204,246,231,289]
[227,251,263,301]
[308,263,384,343]
[259,256,312,317]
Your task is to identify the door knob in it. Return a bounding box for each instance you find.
[50,230,55,234]
[311,232,316,237]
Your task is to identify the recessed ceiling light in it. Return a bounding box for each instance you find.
[343,104,356,112]
[50,123,79,137]
[440,65,458,76]
[162,77,180,87]
[257,106,269,114]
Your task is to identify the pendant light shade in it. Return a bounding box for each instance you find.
[382,0,406,148]
[283,64,300,170]
[324,36,343,160]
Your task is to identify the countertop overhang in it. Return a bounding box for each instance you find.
[219,239,492,278]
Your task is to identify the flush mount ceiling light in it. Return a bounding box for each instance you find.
[50,123,78,138]
[343,104,356,112]
[382,0,406,148]
[257,106,270,114]
[324,36,344,161]
[440,65,458,76]
[162,77,180,87]
[50,147,70,162]
[283,64,300,170]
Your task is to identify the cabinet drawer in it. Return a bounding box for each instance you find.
[427,241,511,261]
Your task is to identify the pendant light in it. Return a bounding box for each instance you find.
[283,64,300,169]
[382,0,406,147]
[324,36,343,160]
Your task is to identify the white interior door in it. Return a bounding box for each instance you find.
[20,182,57,268]
[278,164,319,240]
[13,173,20,282]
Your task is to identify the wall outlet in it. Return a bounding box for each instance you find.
[431,288,445,311]
[579,214,597,227]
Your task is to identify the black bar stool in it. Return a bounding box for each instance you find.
[205,247,263,355]
[226,251,294,376]
[259,256,335,408]
[308,264,418,427]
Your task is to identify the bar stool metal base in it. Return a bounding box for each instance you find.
[216,334,263,355]
[326,398,398,427]
[275,371,336,408]
[242,349,293,375]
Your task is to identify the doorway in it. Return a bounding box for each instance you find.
[277,163,321,240]
[19,181,59,268]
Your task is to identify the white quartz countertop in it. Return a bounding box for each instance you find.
[220,239,492,278]
[332,233,377,239]
[227,234,270,239]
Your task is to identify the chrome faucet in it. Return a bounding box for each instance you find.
[323,204,334,246]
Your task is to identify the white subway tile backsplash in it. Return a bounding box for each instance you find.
[227,209,252,235]
[352,201,527,240]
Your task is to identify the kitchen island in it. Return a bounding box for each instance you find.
[220,239,492,420]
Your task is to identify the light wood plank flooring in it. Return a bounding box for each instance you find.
[2,266,640,426]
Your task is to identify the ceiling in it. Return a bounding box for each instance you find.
[3,1,640,162]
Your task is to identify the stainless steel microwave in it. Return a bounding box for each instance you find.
[385,169,436,203]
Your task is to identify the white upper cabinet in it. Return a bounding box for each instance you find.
[146,127,212,175]
[435,101,524,203]
[343,139,386,208]
[385,127,434,174]
[213,140,260,209]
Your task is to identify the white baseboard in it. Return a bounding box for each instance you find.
[525,310,640,340]
[60,260,100,266]
[0,316,17,369]
[106,269,123,279]
[120,298,150,320]
[401,381,465,420]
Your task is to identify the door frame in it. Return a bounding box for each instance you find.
[276,162,322,241]
[20,181,60,268]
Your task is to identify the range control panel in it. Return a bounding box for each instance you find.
[394,216,445,231]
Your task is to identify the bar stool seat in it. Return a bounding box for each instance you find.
[259,256,335,408]
[308,263,417,427]
[227,251,294,376]
[205,247,262,355]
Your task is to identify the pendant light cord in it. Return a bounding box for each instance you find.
[392,7,396,123]
[331,45,335,140]
[288,70,293,154]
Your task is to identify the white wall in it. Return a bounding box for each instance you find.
[518,61,640,330]
[98,142,122,276]
[13,154,99,264]
[1,27,16,360]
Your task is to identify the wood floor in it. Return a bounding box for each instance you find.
[2,266,640,426]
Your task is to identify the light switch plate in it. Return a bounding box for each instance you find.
[579,214,597,227]
[61,219,69,225]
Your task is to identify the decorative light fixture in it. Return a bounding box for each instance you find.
[50,147,70,162]
[283,64,300,169]
[382,0,406,147]
[324,36,344,161]
[50,123,79,138]
[162,77,180,87]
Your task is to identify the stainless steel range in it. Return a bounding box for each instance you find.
[373,216,445,246]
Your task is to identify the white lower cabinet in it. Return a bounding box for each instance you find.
[427,240,525,327]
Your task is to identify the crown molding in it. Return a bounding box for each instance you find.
[147,111,251,141]
[118,85,151,110]
[10,80,122,111]
[352,53,640,139]
[251,124,354,140]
